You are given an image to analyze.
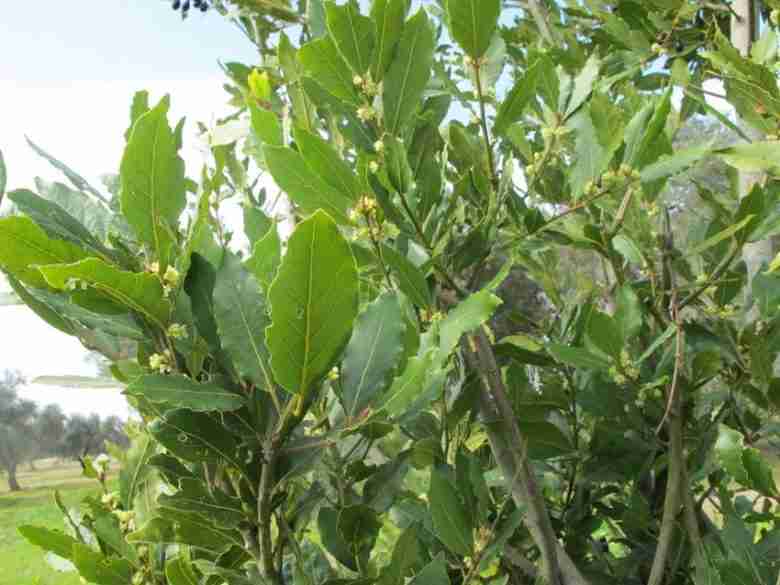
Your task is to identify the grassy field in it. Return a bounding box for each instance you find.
[0,460,110,585]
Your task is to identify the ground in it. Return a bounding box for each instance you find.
[0,459,114,585]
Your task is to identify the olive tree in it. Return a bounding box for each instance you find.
[5,1,780,584]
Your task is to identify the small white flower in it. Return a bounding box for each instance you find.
[373,140,385,154]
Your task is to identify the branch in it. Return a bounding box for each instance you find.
[257,447,280,584]
[465,331,590,585]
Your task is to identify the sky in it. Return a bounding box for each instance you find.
[0,1,258,418]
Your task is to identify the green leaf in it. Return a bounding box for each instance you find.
[26,137,106,202]
[264,146,354,223]
[409,555,450,585]
[378,348,437,417]
[6,275,75,335]
[564,54,600,118]
[381,244,431,308]
[184,253,220,350]
[568,107,607,198]
[149,409,243,469]
[249,102,283,147]
[126,374,245,412]
[120,96,186,269]
[71,544,133,585]
[342,292,406,418]
[370,0,408,81]
[243,205,272,247]
[213,252,272,389]
[93,514,138,564]
[439,289,502,357]
[686,216,754,257]
[326,0,375,75]
[494,55,545,135]
[119,431,155,511]
[520,420,574,459]
[717,141,780,173]
[742,447,778,497]
[8,188,109,257]
[429,467,473,556]
[125,90,150,141]
[612,234,645,265]
[715,425,749,485]
[294,127,361,203]
[640,144,713,183]
[615,285,642,343]
[446,0,500,59]
[166,557,200,585]
[245,224,282,291]
[318,507,358,571]
[337,504,382,566]
[586,311,622,359]
[17,525,79,561]
[157,477,246,528]
[299,37,360,105]
[0,216,91,288]
[35,178,110,242]
[383,10,436,135]
[547,344,610,370]
[386,525,423,583]
[129,512,239,553]
[266,211,359,395]
[39,258,171,327]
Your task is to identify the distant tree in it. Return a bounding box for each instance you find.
[34,403,67,460]
[61,413,102,460]
[0,371,36,491]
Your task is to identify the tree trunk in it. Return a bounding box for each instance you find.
[732,1,773,285]
[6,463,21,492]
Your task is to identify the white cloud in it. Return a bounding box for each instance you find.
[0,78,237,418]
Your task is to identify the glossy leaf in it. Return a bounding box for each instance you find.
[318,507,357,571]
[266,211,359,395]
[39,258,170,327]
[446,0,500,59]
[383,10,436,135]
[294,127,361,202]
[341,292,405,418]
[157,477,246,528]
[0,216,90,288]
[148,409,244,469]
[494,55,544,134]
[126,374,245,412]
[120,96,186,269]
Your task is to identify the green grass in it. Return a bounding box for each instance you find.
[0,460,109,585]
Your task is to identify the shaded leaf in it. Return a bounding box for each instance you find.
[342,292,406,418]
[429,466,473,556]
[446,0,500,59]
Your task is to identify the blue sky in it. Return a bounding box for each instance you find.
[1,2,258,418]
[0,1,257,83]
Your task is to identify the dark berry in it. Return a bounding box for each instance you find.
[172,0,181,9]
[193,0,201,6]
[182,0,190,11]
[200,2,208,11]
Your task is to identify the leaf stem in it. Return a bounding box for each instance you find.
[472,61,499,191]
